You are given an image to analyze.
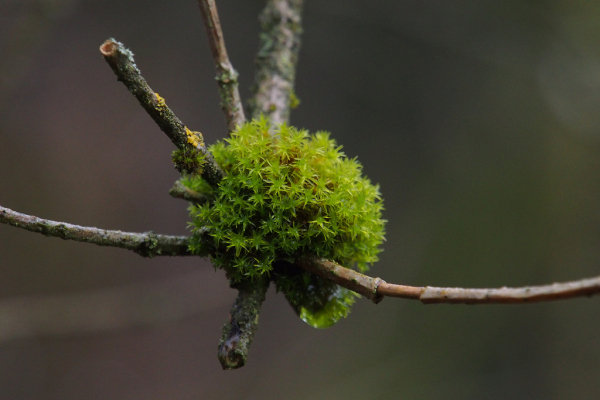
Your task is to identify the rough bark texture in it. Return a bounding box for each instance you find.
[217,277,269,369]
[0,206,192,258]
[100,39,223,187]
[249,0,304,124]
[213,0,305,369]
[196,0,246,132]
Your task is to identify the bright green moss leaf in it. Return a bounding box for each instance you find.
[186,117,385,327]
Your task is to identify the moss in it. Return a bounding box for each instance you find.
[289,90,301,109]
[185,117,386,327]
[172,147,205,175]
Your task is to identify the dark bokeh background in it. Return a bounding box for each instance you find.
[2,0,600,398]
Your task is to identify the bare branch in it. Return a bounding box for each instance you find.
[217,277,269,370]
[196,0,246,132]
[99,38,224,187]
[169,181,208,204]
[296,255,384,303]
[296,254,600,305]
[379,277,600,304]
[0,205,193,258]
[249,0,304,124]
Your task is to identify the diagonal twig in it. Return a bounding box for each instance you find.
[99,39,223,187]
[196,0,246,132]
[169,181,208,204]
[0,205,193,258]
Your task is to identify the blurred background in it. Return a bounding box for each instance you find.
[2,0,600,398]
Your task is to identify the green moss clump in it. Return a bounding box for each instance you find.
[186,117,385,327]
[172,147,205,175]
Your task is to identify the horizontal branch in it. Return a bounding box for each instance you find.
[196,0,246,132]
[296,254,600,305]
[296,255,384,303]
[0,205,193,258]
[99,38,223,187]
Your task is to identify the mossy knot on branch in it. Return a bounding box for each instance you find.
[186,117,386,327]
[172,146,206,175]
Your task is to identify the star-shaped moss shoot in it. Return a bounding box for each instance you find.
[185,117,385,328]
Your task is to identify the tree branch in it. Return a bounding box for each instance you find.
[249,0,304,124]
[0,205,193,258]
[196,0,304,370]
[296,254,600,305]
[99,38,224,187]
[169,181,208,205]
[217,276,269,369]
[196,0,246,132]
[209,0,306,370]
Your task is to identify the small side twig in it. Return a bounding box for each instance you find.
[196,0,246,132]
[99,39,223,187]
[0,205,192,258]
[296,254,600,305]
[169,181,208,205]
[249,0,304,123]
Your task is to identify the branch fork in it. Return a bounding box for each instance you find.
[2,0,600,373]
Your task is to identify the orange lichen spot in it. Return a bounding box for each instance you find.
[186,127,203,148]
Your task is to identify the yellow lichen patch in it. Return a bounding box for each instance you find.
[155,92,166,108]
[186,127,204,148]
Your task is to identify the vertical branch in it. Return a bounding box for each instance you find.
[198,0,305,370]
[249,0,304,124]
[217,277,269,369]
[197,0,246,132]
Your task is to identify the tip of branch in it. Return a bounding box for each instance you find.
[99,39,117,57]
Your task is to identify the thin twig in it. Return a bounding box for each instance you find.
[169,181,208,204]
[379,278,600,304]
[196,0,246,132]
[296,254,600,305]
[99,38,224,187]
[296,255,384,303]
[249,0,304,124]
[0,205,192,257]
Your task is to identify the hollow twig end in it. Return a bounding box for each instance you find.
[99,39,117,57]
